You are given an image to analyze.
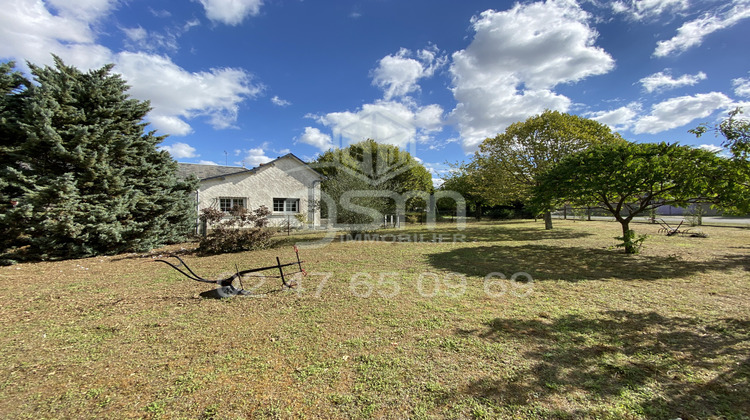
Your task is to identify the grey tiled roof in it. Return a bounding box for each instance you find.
[176,163,251,180]
[176,153,323,181]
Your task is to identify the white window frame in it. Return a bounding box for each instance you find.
[273,198,300,213]
[219,197,247,213]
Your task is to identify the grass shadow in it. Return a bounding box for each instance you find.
[381,222,595,243]
[427,244,749,281]
[446,310,750,418]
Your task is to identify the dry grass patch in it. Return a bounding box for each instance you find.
[0,220,748,419]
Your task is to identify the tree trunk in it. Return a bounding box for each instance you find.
[620,219,635,254]
[475,203,482,221]
[544,211,553,230]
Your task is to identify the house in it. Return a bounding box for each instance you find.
[177,154,324,231]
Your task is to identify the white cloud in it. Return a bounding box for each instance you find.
[699,144,723,153]
[115,52,264,134]
[121,19,199,54]
[312,100,444,150]
[0,1,262,138]
[415,104,444,133]
[611,0,689,20]
[371,46,447,100]
[0,0,113,70]
[633,92,732,134]
[297,127,333,152]
[148,115,194,136]
[161,142,199,158]
[238,148,273,167]
[639,70,707,93]
[149,7,172,18]
[198,160,219,165]
[654,1,750,57]
[199,0,263,26]
[47,0,117,24]
[450,0,615,150]
[122,26,179,53]
[586,103,640,131]
[733,76,750,98]
[271,95,291,107]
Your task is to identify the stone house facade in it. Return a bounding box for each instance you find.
[177,154,323,231]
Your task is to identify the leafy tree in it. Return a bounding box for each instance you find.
[319,170,393,231]
[439,161,487,220]
[312,139,432,229]
[314,139,432,191]
[473,110,625,229]
[690,108,750,213]
[532,142,727,254]
[0,57,197,262]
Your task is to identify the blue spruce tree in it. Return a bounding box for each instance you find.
[0,57,197,262]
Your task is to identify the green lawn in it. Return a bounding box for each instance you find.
[1,220,748,419]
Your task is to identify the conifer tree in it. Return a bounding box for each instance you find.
[0,57,197,262]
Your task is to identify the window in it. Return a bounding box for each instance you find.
[273,198,299,213]
[219,197,246,213]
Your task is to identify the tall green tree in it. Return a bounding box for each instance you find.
[439,161,487,220]
[473,110,625,229]
[0,62,31,258]
[690,108,750,214]
[312,139,432,228]
[0,57,197,262]
[314,139,432,192]
[0,62,30,210]
[532,142,727,254]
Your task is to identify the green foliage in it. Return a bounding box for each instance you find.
[439,161,487,219]
[614,230,648,254]
[690,107,750,214]
[0,57,197,262]
[691,107,749,159]
[466,110,625,229]
[473,110,625,206]
[322,172,390,232]
[312,139,432,229]
[532,141,728,253]
[197,205,274,255]
[314,139,432,192]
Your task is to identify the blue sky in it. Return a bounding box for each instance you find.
[1,0,749,184]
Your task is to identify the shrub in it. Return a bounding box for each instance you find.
[615,230,647,254]
[197,205,274,255]
[294,213,308,226]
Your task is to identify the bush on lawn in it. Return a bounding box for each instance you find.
[197,206,274,255]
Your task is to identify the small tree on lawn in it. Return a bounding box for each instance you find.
[532,141,728,254]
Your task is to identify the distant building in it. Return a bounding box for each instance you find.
[177,154,323,232]
[655,203,720,216]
